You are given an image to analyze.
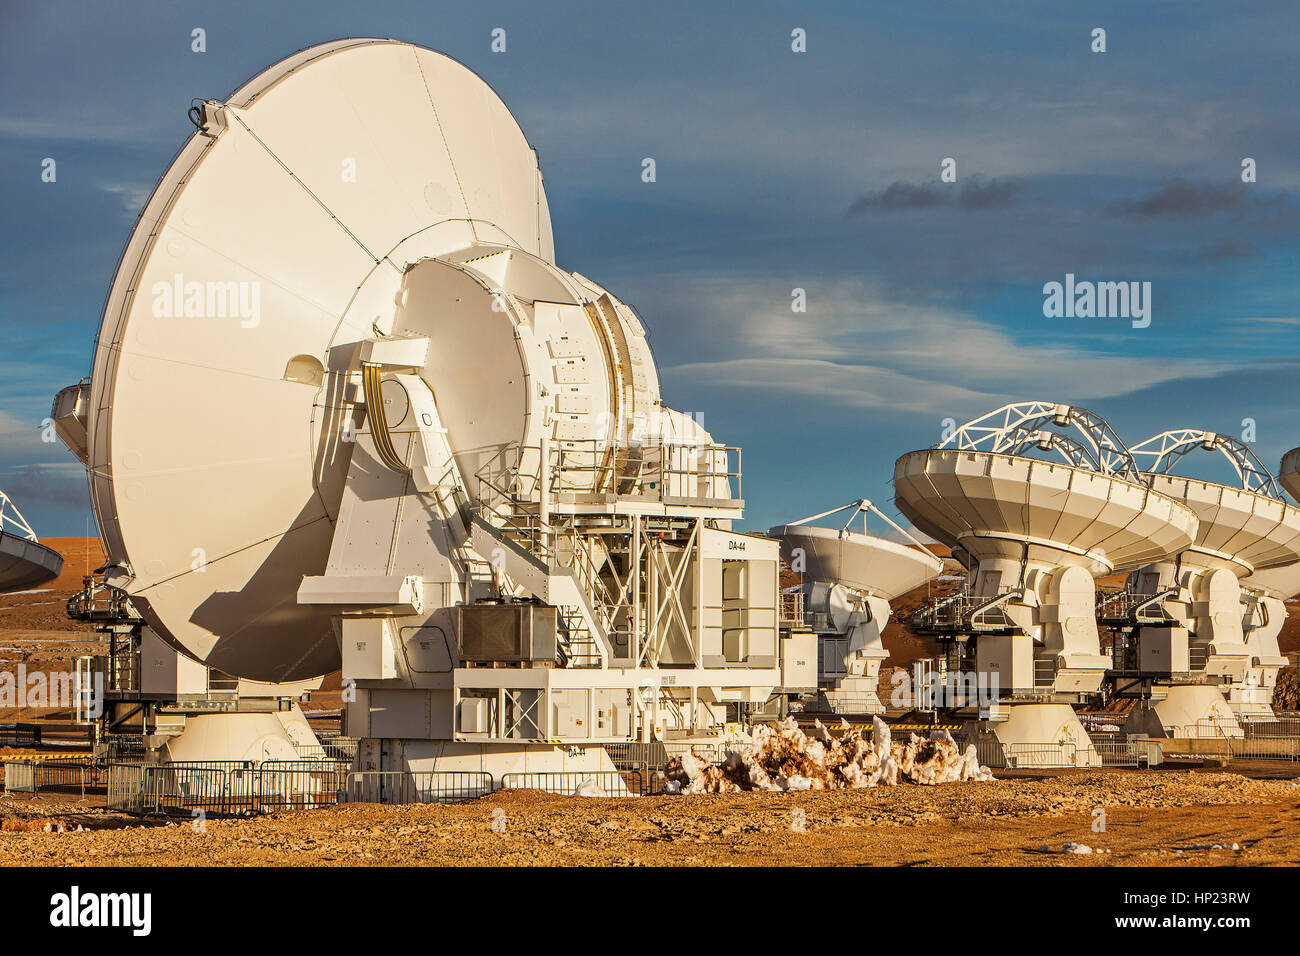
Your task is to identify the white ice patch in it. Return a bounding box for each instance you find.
[662,717,996,794]
[1038,843,1110,855]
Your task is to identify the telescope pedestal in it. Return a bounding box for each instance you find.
[981,700,1100,768]
[1124,684,1242,739]
[159,705,324,763]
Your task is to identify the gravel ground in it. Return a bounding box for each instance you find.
[1,770,1297,866]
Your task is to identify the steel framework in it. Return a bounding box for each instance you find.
[1129,428,1283,497]
[0,489,38,541]
[936,401,1141,478]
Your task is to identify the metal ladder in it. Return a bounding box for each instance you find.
[557,606,602,668]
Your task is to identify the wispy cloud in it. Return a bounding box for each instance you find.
[0,409,47,457]
[660,278,1239,417]
[96,181,151,218]
[0,115,155,145]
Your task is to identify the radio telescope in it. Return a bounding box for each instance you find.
[770,500,943,714]
[1107,432,1300,733]
[895,402,1198,765]
[0,489,62,593]
[52,39,786,776]
[1246,445,1300,605]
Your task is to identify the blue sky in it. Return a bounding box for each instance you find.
[1,0,1298,536]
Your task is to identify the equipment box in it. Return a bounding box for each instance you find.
[458,603,557,664]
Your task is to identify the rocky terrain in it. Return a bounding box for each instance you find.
[0,770,1296,866]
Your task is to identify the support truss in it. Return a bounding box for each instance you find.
[1129,429,1282,498]
[936,400,1141,478]
[0,489,38,541]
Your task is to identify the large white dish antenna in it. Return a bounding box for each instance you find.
[893,403,1198,574]
[78,40,553,682]
[1242,563,1300,600]
[1250,446,1300,594]
[1130,431,1300,577]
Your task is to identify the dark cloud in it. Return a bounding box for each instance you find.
[847,177,1022,216]
[1120,179,1245,216]
[1196,238,1258,262]
[1114,179,1300,230]
[2,465,89,512]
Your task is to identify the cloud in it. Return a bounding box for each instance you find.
[0,409,46,458]
[0,464,89,513]
[658,277,1239,417]
[1114,178,1300,229]
[97,181,151,218]
[0,115,154,145]
[847,177,1023,216]
[667,357,997,415]
[1229,316,1300,337]
[1196,239,1257,262]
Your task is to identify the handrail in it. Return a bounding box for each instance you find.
[912,587,1022,632]
[474,438,742,509]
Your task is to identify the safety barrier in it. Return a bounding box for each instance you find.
[35,760,104,798]
[107,763,145,813]
[604,741,665,773]
[106,760,350,817]
[1223,718,1300,761]
[1085,733,1164,767]
[317,734,360,763]
[969,738,1087,769]
[2,759,105,799]
[1,760,36,795]
[661,741,753,763]
[501,770,642,796]
[343,771,494,805]
[606,742,751,784]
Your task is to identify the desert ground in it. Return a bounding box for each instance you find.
[1,770,1298,866]
[1,539,1298,867]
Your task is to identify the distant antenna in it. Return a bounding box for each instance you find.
[894,400,1200,767]
[0,487,64,593]
[0,488,38,541]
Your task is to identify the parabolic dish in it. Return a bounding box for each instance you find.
[0,534,63,594]
[1242,563,1300,600]
[82,39,553,682]
[768,525,942,601]
[1142,474,1300,576]
[893,450,1198,573]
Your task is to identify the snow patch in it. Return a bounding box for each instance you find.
[662,717,995,794]
[573,778,607,798]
